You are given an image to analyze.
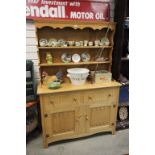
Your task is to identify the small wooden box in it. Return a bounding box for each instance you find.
[95,70,112,83]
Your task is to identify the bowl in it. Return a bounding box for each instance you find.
[67,68,89,85]
[48,81,61,89]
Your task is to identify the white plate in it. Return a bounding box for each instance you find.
[72,54,81,63]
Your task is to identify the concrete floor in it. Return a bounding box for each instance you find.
[27,129,129,155]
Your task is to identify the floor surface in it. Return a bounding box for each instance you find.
[27,129,129,155]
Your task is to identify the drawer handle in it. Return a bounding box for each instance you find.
[108,94,112,97]
[88,96,92,100]
[50,101,54,104]
[46,134,49,138]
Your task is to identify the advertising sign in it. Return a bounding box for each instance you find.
[26,0,110,21]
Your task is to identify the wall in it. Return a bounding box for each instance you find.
[26,0,115,83]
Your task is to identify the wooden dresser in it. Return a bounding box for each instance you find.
[38,82,120,148]
[35,20,121,147]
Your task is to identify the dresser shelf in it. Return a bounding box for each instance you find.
[38,46,112,49]
[39,61,111,67]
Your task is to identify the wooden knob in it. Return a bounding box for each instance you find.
[111,123,114,126]
[88,96,92,100]
[46,134,49,138]
[113,104,116,108]
[108,94,112,97]
[44,114,48,117]
[50,101,54,104]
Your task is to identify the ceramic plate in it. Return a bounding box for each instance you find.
[61,53,72,63]
[81,52,90,62]
[39,38,48,47]
[72,54,81,63]
[101,37,110,45]
[48,38,57,46]
[58,39,65,47]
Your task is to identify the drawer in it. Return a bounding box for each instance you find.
[84,88,117,105]
[42,92,82,113]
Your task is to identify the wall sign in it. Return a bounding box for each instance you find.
[26,0,110,21]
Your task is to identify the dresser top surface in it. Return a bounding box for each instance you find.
[37,81,121,95]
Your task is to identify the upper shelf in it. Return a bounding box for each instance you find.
[39,61,111,67]
[38,46,113,49]
[35,20,116,31]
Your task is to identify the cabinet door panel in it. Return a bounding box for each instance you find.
[86,105,112,133]
[44,108,78,140]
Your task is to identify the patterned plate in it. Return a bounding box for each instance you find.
[81,52,90,62]
[39,38,48,47]
[61,53,72,63]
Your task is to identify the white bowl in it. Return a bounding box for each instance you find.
[67,68,89,85]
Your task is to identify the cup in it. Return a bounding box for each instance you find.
[68,41,74,46]
[94,40,100,46]
[84,40,88,46]
[88,41,93,46]
[99,42,104,46]
[80,41,84,46]
[75,41,80,46]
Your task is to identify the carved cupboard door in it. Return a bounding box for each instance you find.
[43,108,78,142]
[84,88,118,133]
[86,105,112,133]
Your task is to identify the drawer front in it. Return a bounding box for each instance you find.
[42,92,82,113]
[84,88,117,106]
